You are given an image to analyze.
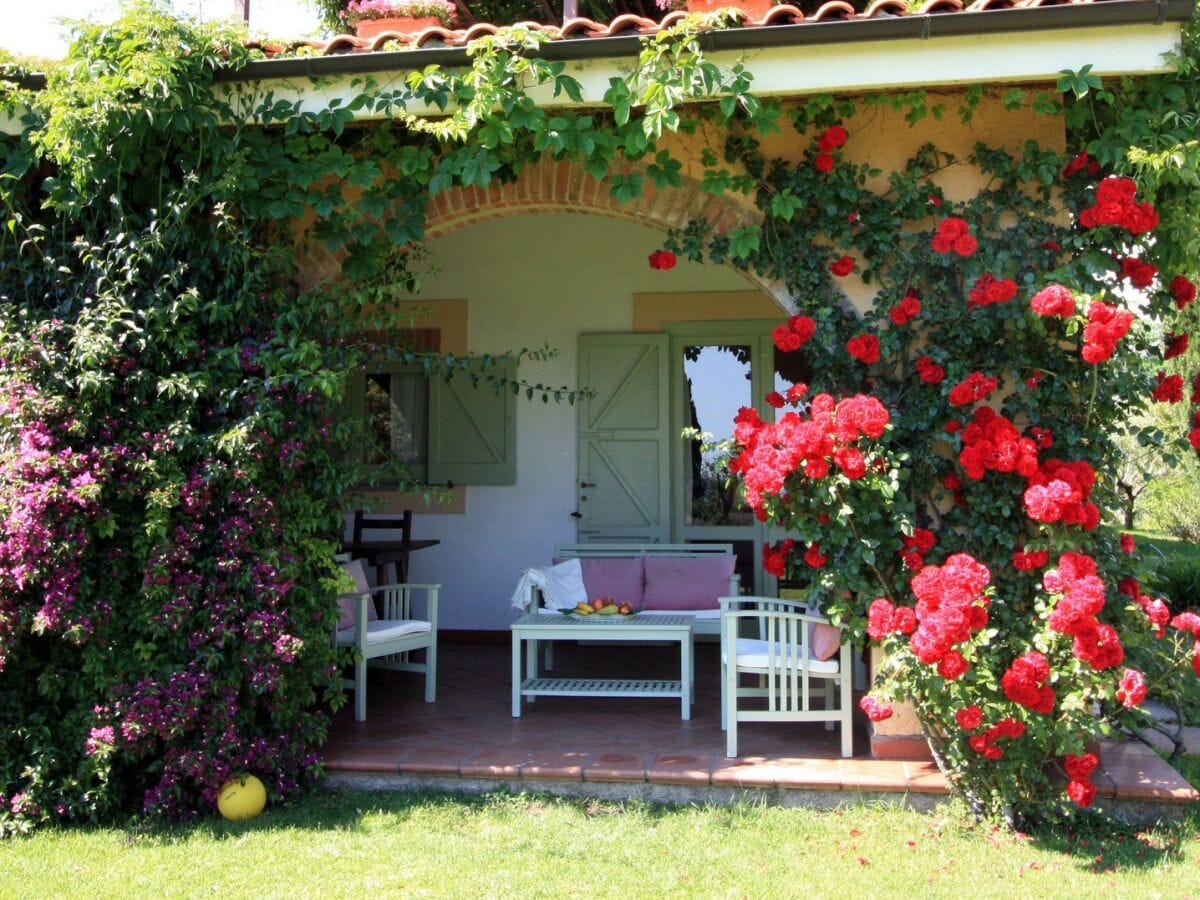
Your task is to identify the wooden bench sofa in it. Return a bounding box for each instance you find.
[524,543,740,636]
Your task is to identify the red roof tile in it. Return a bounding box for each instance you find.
[242,0,1184,61]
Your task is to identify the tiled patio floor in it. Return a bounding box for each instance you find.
[324,640,1198,813]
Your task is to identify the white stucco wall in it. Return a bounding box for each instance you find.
[397,212,754,630]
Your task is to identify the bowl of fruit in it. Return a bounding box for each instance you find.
[563,597,634,617]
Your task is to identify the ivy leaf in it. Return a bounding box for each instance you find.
[728,225,760,260]
[609,172,644,203]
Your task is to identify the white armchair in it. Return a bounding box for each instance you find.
[335,582,440,721]
[720,595,853,758]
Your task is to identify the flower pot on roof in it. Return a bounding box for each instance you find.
[341,0,457,38]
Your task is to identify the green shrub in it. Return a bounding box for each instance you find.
[1138,475,1200,543]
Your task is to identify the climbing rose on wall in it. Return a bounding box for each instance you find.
[648,249,677,270]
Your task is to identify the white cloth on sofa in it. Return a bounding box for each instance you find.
[509,558,589,611]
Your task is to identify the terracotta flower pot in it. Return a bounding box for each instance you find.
[354,16,442,39]
[685,0,775,20]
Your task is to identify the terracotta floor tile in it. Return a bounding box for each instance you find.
[710,756,777,788]
[646,753,717,785]
[460,746,532,778]
[520,750,590,780]
[840,758,908,792]
[902,760,950,794]
[768,757,844,790]
[397,745,469,775]
[321,642,1196,809]
[584,751,651,783]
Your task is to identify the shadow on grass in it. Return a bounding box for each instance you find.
[1026,805,1200,874]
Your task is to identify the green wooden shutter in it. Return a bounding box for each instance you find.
[577,334,670,542]
[427,359,517,486]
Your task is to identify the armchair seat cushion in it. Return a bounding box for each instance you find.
[336,619,432,646]
[732,638,840,675]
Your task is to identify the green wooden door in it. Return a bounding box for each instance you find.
[576,334,670,542]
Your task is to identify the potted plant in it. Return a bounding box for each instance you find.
[341,0,457,38]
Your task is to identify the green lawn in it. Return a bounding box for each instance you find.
[1111,526,1200,567]
[2,790,1198,898]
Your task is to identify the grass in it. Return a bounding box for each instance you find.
[1110,526,1200,567]
[2,790,1198,898]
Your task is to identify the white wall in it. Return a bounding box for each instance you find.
[400,212,752,630]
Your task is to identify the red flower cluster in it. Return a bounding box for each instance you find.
[813,125,847,171]
[859,695,893,722]
[1061,150,1100,179]
[900,528,936,570]
[889,289,921,326]
[772,314,816,352]
[931,217,977,256]
[1029,284,1076,318]
[1116,668,1147,708]
[761,539,793,577]
[968,273,1018,309]
[1044,552,1124,670]
[947,371,998,407]
[1164,332,1189,360]
[1119,532,1135,555]
[1191,410,1200,450]
[957,407,1039,481]
[1079,176,1159,235]
[915,356,945,384]
[1117,255,1158,289]
[1023,458,1099,530]
[1081,301,1135,364]
[1170,612,1200,674]
[830,256,855,277]
[968,717,1026,760]
[908,554,992,666]
[846,334,880,364]
[1001,650,1055,714]
[729,393,891,510]
[804,542,827,568]
[867,597,917,641]
[955,705,983,730]
[1064,752,1098,808]
[1151,371,1184,404]
[1132,591,1170,638]
[1170,274,1197,310]
[1012,546,1049,572]
[648,249,677,270]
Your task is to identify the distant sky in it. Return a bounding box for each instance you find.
[1,1,324,58]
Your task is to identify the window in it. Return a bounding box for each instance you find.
[349,356,518,487]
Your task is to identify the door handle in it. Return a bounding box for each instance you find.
[580,481,596,488]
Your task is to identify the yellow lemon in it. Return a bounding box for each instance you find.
[217,774,267,821]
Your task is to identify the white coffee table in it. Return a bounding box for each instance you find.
[510,612,695,719]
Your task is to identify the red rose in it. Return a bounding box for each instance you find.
[829,255,855,277]
[648,249,677,270]
[804,543,827,568]
[1164,332,1189,360]
[955,706,983,730]
[859,695,893,722]
[1119,532,1135,555]
[1061,149,1090,179]
[1151,371,1184,404]
[817,124,848,151]
[1169,274,1196,309]
[1029,284,1076,318]
[846,334,880,364]
[814,153,835,173]
[1116,667,1147,708]
[915,356,945,384]
[765,391,785,409]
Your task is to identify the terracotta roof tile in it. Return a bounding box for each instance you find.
[249,0,1176,60]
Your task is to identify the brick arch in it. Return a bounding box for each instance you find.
[422,158,793,310]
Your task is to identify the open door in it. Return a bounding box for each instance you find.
[576,334,669,542]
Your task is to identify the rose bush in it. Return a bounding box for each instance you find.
[698,110,1200,823]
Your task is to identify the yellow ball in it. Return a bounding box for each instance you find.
[217,775,267,821]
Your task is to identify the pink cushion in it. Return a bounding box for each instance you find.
[642,555,736,611]
[579,557,645,606]
[809,623,842,661]
[337,559,377,629]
